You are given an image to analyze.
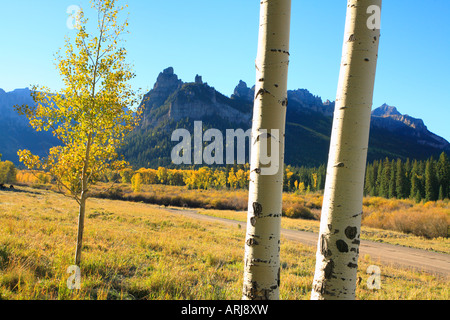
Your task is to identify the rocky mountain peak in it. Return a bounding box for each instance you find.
[372,103,401,117]
[139,69,253,129]
[0,87,34,119]
[138,67,183,127]
[231,80,255,102]
[195,74,203,84]
[153,67,183,92]
[287,88,334,116]
[371,104,426,131]
[369,103,449,150]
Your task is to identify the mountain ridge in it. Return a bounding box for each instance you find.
[0,88,59,164]
[1,67,449,168]
[121,67,449,168]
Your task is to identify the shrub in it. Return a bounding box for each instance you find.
[283,202,315,220]
[131,173,142,193]
[362,202,450,239]
[105,187,125,200]
[0,161,17,184]
[390,210,449,239]
[120,168,134,184]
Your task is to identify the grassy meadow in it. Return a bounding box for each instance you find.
[0,184,449,300]
[89,182,449,252]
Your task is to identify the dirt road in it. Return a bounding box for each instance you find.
[167,208,450,278]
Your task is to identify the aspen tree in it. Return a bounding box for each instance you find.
[242,0,291,300]
[15,0,140,266]
[311,0,382,300]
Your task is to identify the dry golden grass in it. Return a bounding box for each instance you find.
[0,186,448,300]
[196,208,450,254]
[362,197,449,239]
[88,183,450,239]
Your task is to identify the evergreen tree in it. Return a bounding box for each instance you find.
[361,154,448,202]
[388,159,397,198]
[418,160,426,180]
[410,160,422,200]
[437,152,450,199]
[317,164,326,191]
[379,158,390,198]
[364,163,372,196]
[414,189,422,203]
[371,160,379,196]
[375,159,383,196]
[403,158,411,198]
[438,185,444,200]
[395,159,407,199]
[425,159,438,202]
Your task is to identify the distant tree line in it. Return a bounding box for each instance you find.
[101,152,450,203]
[100,163,327,194]
[364,152,450,202]
[283,165,326,193]
[110,165,252,191]
[11,149,450,203]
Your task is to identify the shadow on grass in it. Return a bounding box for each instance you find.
[0,185,43,195]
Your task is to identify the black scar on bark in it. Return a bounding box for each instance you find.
[243,281,259,300]
[255,88,270,100]
[352,211,363,218]
[253,202,263,217]
[270,48,290,55]
[320,234,332,258]
[324,260,335,280]
[313,281,326,295]
[336,240,349,253]
[277,267,280,287]
[345,226,358,240]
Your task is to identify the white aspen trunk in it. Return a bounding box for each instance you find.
[311,0,381,300]
[75,133,92,266]
[242,0,291,300]
[74,192,87,266]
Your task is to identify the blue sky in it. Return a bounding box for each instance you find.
[0,0,449,141]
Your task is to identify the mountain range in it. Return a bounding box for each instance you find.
[0,88,59,164]
[119,67,450,168]
[1,67,449,168]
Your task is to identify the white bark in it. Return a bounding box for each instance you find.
[75,133,92,266]
[311,0,382,300]
[242,0,291,300]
